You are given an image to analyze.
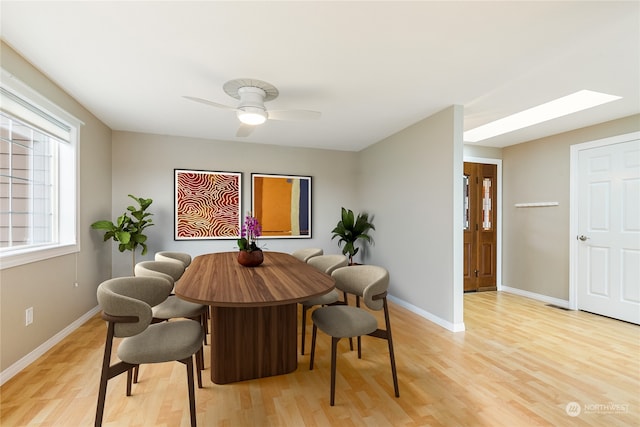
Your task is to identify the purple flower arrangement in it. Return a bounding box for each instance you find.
[237,212,262,251]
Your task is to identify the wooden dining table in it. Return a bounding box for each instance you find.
[174,251,335,384]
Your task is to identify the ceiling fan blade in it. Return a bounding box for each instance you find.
[267,109,321,121]
[183,96,237,111]
[236,123,255,137]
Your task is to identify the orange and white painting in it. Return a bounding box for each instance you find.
[251,173,311,238]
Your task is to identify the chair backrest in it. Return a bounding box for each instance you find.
[97,276,173,337]
[291,248,323,262]
[135,260,184,282]
[155,251,192,268]
[307,254,348,275]
[332,265,389,310]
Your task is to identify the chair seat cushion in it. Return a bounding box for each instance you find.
[312,305,378,338]
[152,296,206,319]
[303,289,340,307]
[118,320,204,364]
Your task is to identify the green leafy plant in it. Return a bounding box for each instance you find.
[331,207,375,264]
[91,194,154,272]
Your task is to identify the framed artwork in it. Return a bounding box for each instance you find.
[174,169,242,240]
[251,173,312,239]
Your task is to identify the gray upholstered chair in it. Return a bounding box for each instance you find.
[299,254,348,355]
[309,265,399,406]
[155,251,192,269]
[134,260,208,333]
[291,247,323,262]
[95,276,203,427]
[134,261,209,362]
[153,252,207,333]
[136,259,185,282]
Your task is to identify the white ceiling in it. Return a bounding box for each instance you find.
[1,1,638,152]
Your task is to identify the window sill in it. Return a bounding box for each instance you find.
[0,244,79,270]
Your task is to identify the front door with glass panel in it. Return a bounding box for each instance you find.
[464,162,497,292]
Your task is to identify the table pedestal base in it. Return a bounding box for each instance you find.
[210,304,298,384]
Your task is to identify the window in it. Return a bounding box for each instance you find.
[1,112,56,247]
[0,70,82,269]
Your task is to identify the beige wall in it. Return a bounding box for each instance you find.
[463,144,503,160]
[110,131,359,278]
[0,42,113,372]
[113,107,464,330]
[502,114,640,299]
[358,106,464,329]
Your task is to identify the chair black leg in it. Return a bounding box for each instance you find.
[126,368,134,396]
[206,306,211,345]
[95,371,108,427]
[195,347,203,388]
[202,312,208,346]
[95,321,135,426]
[309,324,318,370]
[388,336,400,398]
[301,305,309,355]
[181,357,197,427]
[383,300,400,398]
[355,296,363,354]
[330,337,339,406]
[95,323,115,427]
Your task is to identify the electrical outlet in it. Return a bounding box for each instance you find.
[25,307,33,326]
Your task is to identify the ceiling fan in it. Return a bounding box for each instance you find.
[184,78,321,137]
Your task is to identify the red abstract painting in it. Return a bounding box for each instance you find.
[175,169,241,239]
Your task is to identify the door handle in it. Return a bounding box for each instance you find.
[577,235,589,241]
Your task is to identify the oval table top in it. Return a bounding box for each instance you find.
[174,251,336,307]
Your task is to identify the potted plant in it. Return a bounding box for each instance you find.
[91,194,154,274]
[236,212,264,267]
[331,207,375,265]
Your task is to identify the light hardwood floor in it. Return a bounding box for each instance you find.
[1,291,638,426]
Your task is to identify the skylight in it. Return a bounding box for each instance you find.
[464,90,622,143]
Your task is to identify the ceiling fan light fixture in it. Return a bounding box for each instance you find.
[237,107,267,125]
[185,79,320,135]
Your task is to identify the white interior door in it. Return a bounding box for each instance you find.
[574,134,640,324]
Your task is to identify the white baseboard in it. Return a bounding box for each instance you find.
[0,305,100,386]
[500,286,570,309]
[388,295,466,332]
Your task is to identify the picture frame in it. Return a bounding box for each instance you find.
[251,173,312,239]
[174,169,242,240]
